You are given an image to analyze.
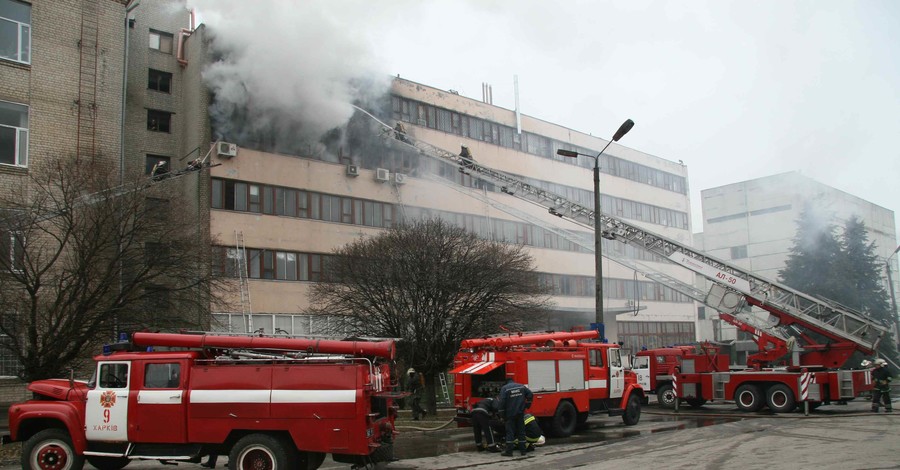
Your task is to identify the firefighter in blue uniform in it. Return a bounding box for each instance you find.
[496,378,533,456]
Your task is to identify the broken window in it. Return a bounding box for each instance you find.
[147,109,172,133]
[148,69,172,93]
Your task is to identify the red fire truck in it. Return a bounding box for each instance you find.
[451,330,644,438]
[632,343,729,408]
[5,332,400,470]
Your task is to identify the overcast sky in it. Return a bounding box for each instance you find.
[189,0,899,238]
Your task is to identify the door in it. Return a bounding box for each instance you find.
[133,361,187,442]
[632,355,650,392]
[86,361,131,442]
[608,349,624,399]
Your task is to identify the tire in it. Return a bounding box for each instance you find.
[734,384,764,412]
[550,401,578,437]
[656,383,676,409]
[766,383,797,413]
[297,451,326,470]
[22,428,85,470]
[686,398,707,408]
[622,394,642,426]
[86,456,130,470]
[229,433,296,470]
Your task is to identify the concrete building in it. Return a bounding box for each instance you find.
[206,76,696,354]
[698,171,898,361]
[0,0,128,380]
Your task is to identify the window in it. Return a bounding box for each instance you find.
[145,154,170,175]
[731,245,748,259]
[0,230,24,272]
[0,100,28,166]
[144,363,181,388]
[149,29,173,53]
[98,363,129,389]
[147,109,172,133]
[0,0,30,64]
[148,69,172,93]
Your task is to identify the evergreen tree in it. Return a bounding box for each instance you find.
[779,204,843,296]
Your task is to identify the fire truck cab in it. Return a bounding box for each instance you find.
[452,330,643,438]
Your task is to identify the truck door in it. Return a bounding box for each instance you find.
[632,355,650,392]
[608,349,624,399]
[86,361,131,442]
[133,361,187,443]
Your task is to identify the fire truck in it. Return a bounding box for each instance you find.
[5,332,400,470]
[360,109,892,414]
[632,343,729,408]
[451,330,644,438]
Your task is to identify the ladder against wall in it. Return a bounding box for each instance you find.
[234,231,252,333]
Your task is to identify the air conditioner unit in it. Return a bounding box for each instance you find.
[375,168,390,182]
[217,142,238,158]
[393,173,407,184]
[346,164,359,177]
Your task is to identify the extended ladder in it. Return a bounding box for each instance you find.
[234,231,253,333]
[353,105,888,354]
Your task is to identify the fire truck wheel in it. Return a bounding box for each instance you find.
[550,401,577,437]
[656,383,676,409]
[22,428,85,470]
[765,384,796,413]
[734,384,764,412]
[229,433,296,470]
[85,456,129,470]
[622,394,641,426]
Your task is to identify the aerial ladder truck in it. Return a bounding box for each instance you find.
[356,107,891,413]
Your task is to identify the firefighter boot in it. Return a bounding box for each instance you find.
[501,443,514,457]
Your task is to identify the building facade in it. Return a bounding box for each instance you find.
[698,171,898,361]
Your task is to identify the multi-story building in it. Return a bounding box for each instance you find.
[0,0,127,389]
[207,76,696,354]
[697,171,898,361]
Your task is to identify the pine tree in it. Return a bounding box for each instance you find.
[779,204,843,297]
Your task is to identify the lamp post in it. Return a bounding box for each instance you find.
[886,245,900,350]
[557,119,634,342]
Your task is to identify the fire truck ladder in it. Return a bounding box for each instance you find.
[234,231,253,333]
[353,106,889,356]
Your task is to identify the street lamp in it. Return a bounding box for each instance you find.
[886,245,900,350]
[557,119,634,342]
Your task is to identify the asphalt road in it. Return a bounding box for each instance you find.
[4,399,895,470]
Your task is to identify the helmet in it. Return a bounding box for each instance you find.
[407,368,416,374]
[874,358,887,367]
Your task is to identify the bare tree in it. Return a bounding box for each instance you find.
[309,218,551,413]
[0,158,226,381]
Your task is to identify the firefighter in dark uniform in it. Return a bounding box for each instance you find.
[471,397,501,452]
[496,378,533,456]
[871,358,893,412]
[522,413,545,451]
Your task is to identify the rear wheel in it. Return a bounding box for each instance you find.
[550,401,578,437]
[734,384,764,412]
[656,383,676,408]
[622,394,642,426]
[229,433,296,470]
[22,428,85,470]
[766,384,797,413]
[86,456,129,470]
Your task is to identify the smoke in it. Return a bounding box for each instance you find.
[186,0,398,153]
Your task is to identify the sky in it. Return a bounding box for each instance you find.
[188,0,900,238]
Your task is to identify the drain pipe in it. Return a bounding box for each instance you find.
[121,0,140,183]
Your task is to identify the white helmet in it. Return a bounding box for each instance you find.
[407,368,416,374]
[874,358,887,367]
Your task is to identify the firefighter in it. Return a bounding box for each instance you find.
[406,368,426,420]
[394,122,409,143]
[871,358,893,413]
[458,145,475,174]
[471,397,501,452]
[496,378,533,457]
[522,413,545,452]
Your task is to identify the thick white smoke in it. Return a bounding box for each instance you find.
[186,0,399,148]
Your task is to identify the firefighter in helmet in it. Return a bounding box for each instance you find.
[871,358,893,413]
[406,368,426,420]
[471,397,501,452]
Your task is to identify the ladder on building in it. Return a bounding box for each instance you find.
[352,105,889,356]
[76,0,100,162]
[234,231,253,333]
